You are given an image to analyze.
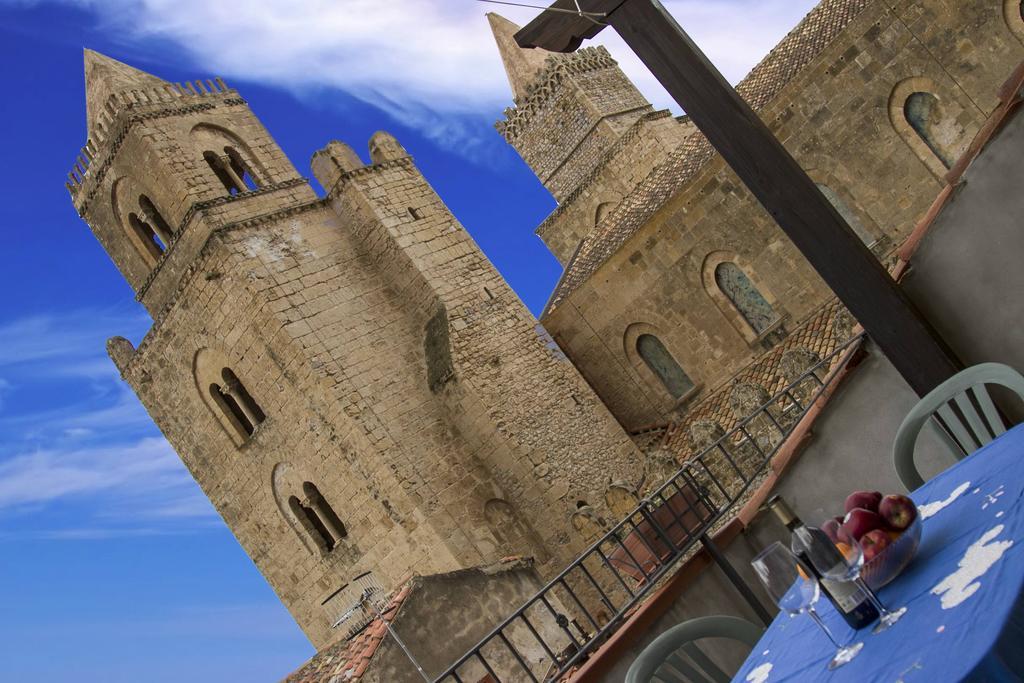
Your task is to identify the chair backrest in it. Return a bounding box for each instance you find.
[625,615,764,683]
[893,362,1024,490]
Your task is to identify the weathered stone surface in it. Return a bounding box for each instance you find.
[70,52,643,650]
[688,419,727,451]
[729,382,771,418]
[497,0,1024,432]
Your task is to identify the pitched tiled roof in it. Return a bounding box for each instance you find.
[544,0,872,313]
[283,584,413,683]
[655,298,851,458]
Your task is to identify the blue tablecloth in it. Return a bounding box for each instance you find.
[733,423,1024,683]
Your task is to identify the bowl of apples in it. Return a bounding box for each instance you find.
[822,491,921,591]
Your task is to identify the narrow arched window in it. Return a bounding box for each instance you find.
[636,334,694,399]
[209,382,252,437]
[815,184,875,247]
[715,262,777,334]
[904,92,955,169]
[286,483,347,552]
[224,147,259,190]
[221,368,265,428]
[303,482,347,547]
[128,212,165,261]
[208,368,265,441]
[204,150,243,195]
[138,195,173,245]
[289,495,334,552]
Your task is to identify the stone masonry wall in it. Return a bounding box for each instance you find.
[536,112,696,265]
[92,111,646,654]
[498,47,661,203]
[540,0,1024,431]
[313,136,645,564]
[75,87,303,316]
[109,215,475,648]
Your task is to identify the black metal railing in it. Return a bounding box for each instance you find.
[434,333,865,683]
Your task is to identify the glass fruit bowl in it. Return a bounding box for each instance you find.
[860,515,922,591]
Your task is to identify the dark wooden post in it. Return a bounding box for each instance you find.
[516,0,961,396]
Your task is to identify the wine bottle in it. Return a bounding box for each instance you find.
[766,496,878,630]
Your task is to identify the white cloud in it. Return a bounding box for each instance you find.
[0,436,207,512]
[0,308,147,369]
[0,309,154,442]
[0,308,215,536]
[15,0,818,145]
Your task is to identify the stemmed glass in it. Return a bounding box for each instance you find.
[751,542,863,670]
[794,526,906,633]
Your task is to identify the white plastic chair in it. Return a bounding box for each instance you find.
[624,615,764,683]
[893,362,1024,490]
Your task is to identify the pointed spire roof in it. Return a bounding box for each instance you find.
[84,49,167,133]
[487,13,553,101]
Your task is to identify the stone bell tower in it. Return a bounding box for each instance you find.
[68,51,643,648]
[488,14,693,264]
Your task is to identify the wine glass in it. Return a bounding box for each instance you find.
[751,542,863,670]
[794,525,907,633]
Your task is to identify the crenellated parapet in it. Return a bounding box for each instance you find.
[67,79,243,215]
[495,46,619,141]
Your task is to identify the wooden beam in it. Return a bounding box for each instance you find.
[517,0,961,395]
[514,0,622,53]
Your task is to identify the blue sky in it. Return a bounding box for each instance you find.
[0,1,816,680]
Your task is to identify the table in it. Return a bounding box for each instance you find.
[733,423,1024,682]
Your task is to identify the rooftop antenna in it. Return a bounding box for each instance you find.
[325,573,430,682]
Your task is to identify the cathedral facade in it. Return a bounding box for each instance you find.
[69,53,642,648]
[493,1,1024,432]
[66,0,1024,669]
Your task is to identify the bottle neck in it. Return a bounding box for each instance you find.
[766,496,805,532]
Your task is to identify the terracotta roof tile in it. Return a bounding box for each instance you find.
[282,584,414,683]
[545,0,871,313]
[647,299,851,460]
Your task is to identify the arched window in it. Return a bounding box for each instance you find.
[192,124,264,196]
[288,495,333,550]
[636,334,694,399]
[127,212,165,261]
[304,482,346,540]
[225,146,259,191]
[292,483,347,552]
[204,151,244,195]
[904,92,955,168]
[209,382,251,435]
[273,463,346,555]
[714,263,777,335]
[138,195,173,244]
[113,181,174,267]
[208,368,265,440]
[815,184,875,247]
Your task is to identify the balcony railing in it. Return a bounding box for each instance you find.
[434,332,866,683]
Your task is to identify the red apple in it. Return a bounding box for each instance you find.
[844,490,883,514]
[842,507,884,541]
[879,494,918,531]
[821,518,842,543]
[861,529,893,562]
